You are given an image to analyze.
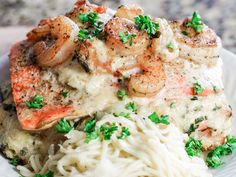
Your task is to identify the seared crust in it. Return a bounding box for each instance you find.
[9,41,75,130]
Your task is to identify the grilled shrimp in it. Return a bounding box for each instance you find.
[128,53,166,97]
[104,17,149,56]
[115,4,143,21]
[27,16,79,67]
[170,18,221,66]
[151,18,179,62]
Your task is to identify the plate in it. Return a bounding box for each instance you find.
[0,49,236,177]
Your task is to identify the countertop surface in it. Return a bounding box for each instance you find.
[0,0,235,54]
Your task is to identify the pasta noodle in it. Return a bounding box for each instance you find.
[18,114,212,177]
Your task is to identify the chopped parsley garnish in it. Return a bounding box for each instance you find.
[181,31,189,36]
[78,29,94,41]
[206,135,236,168]
[85,129,99,143]
[84,116,99,143]
[61,91,69,98]
[118,127,130,139]
[35,171,54,177]
[190,96,198,101]
[25,95,44,109]
[195,116,206,124]
[113,112,130,118]
[213,85,220,93]
[186,11,204,33]
[55,118,73,133]
[134,15,160,37]
[213,104,221,111]
[170,102,176,108]
[77,12,103,41]
[9,158,19,166]
[148,112,170,125]
[186,123,198,135]
[193,82,204,95]
[117,89,127,100]
[84,116,97,133]
[100,123,118,140]
[185,137,203,157]
[119,31,136,46]
[78,12,98,25]
[125,102,137,113]
[166,42,174,50]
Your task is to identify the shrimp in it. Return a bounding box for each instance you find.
[151,18,179,62]
[170,18,221,67]
[104,17,149,56]
[128,53,166,97]
[115,4,143,21]
[27,16,79,67]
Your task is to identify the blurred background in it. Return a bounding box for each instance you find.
[0,0,235,55]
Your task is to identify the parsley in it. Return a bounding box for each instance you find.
[78,29,93,41]
[85,129,99,143]
[78,12,98,25]
[213,104,221,111]
[55,118,73,133]
[186,11,204,33]
[35,171,54,177]
[170,102,176,108]
[181,31,189,36]
[206,135,236,168]
[25,95,44,109]
[61,91,69,98]
[213,85,220,93]
[195,116,206,124]
[166,42,174,50]
[134,15,160,37]
[185,137,203,157]
[148,112,170,125]
[125,102,137,113]
[190,96,198,101]
[117,89,127,100]
[186,123,198,135]
[84,116,97,133]
[118,127,130,139]
[113,112,130,118]
[193,82,204,95]
[100,123,118,140]
[119,31,136,46]
[9,158,19,166]
[84,116,99,143]
[77,12,103,41]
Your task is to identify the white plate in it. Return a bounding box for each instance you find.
[0,49,236,177]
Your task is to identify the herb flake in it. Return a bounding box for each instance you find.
[25,95,44,109]
[55,119,73,133]
[148,112,170,125]
[185,137,203,157]
[134,15,159,37]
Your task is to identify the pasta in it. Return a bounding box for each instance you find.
[18,114,212,177]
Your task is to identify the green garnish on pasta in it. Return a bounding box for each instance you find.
[35,171,54,177]
[118,127,131,139]
[55,118,73,133]
[100,123,118,140]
